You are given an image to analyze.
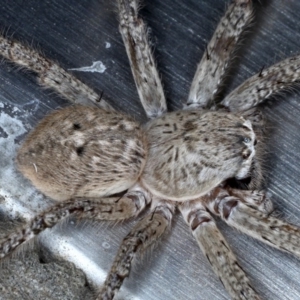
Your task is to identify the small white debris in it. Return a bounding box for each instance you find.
[105,42,111,49]
[69,61,107,73]
[102,241,111,249]
[33,163,38,173]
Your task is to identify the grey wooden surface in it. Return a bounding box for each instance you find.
[0,0,300,299]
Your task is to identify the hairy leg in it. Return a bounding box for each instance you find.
[207,194,300,257]
[221,55,300,111]
[186,0,253,109]
[180,200,260,300]
[0,36,111,109]
[98,199,174,300]
[227,188,273,214]
[117,0,167,119]
[0,193,149,260]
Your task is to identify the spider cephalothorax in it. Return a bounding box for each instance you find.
[1,0,300,299]
[142,110,256,200]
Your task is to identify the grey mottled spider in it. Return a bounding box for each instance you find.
[1,0,300,299]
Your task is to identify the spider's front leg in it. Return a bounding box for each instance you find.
[98,199,174,300]
[208,193,300,257]
[117,0,167,119]
[186,0,253,109]
[221,55,300,111]
[180,198,261,300]
[180,187,274,300]
[226,187,273,214]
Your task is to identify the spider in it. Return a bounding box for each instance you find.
[1,0,300,299]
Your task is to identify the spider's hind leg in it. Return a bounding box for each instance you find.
[186,0,253,109]
[98,198,174,300]
[0,191,150,261]
[117,0,167,119]
[0,35,111,109]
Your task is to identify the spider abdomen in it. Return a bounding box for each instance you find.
[141,110,256,201]
[17,105,148,201]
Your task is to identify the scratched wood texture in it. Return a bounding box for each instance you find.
[0,0,300,299]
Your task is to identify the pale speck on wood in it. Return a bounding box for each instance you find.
[69,61,107,73]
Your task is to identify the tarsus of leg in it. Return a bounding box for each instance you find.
[117,0,167,119]
[0,193,149,260]
[0,36,112,110]
[180,200,261,300]
[208,195,300,258]
[97,198,174,300]
[221,55,300,111]
[186,0,253,109]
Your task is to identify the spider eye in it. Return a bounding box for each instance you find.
[243,137,251,143]
[254,139,258,146]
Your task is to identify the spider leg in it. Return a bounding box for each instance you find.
[207,194,300,258]
[0,36,111,109]
[221,55,300,111]
[180,200,260,300]
[98,199,174,300]
[117,0,167,119]
[227,188,273,214]
[186,0,253,109]
[0,193,149,260]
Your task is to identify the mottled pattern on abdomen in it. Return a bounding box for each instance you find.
[17,105,147,201]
